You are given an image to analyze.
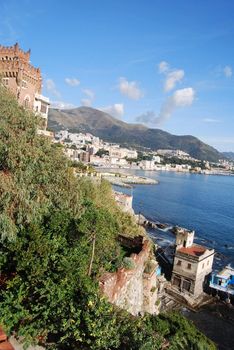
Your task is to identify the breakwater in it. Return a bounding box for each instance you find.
[98,171,158,188]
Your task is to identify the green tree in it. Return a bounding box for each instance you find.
[0,87,216,350]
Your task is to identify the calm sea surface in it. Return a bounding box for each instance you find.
[113,170,234,268]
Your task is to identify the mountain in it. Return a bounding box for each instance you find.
[48,106,223,162]
[222,152,234,161]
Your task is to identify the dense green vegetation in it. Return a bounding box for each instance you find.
[0,88,216,349]
[95,148,109,157]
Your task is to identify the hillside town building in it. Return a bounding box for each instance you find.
[0,43,49,130]
[157,149,190,158]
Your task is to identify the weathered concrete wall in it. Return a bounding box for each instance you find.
[99,240,160,315]
[143,268,160,314]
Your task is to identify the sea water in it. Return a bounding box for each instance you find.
[113,169,234,269]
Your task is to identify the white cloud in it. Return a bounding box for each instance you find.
[223,65,232,78]
[82,89,95,99]
[100,103,124,119]
[202,118,221,123]
[136,87,195,126]
[157,61,185,92]
[118,77,144,100]
[45,79,61,98]
[65,78,80,86]
[171,87,195,107]
[158,87,195,124]
[164,69,184,92]
[158,61,169,74]
[51,100,75,109]
[81,98,92,107]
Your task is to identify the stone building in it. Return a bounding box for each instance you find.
[0,43,49,130]
[171,227,214,298]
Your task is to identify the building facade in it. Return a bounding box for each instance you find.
[210,266,234,296]
[171,227,214,298]
[0,43,49,129]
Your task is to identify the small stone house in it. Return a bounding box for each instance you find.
[171,227,214,298]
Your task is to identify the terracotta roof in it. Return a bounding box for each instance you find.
[0,328,14,350]
[177,245,207,257]
[0,341,15,350]
[0,328,7,342]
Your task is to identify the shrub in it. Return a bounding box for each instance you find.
[122,257,136,270]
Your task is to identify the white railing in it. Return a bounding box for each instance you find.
[210,282,234,295]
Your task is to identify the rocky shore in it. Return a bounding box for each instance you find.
[182,301,234,350]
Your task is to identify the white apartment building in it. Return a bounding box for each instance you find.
[109,147,138,159]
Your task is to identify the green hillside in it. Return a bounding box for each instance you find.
[48,106,223,162]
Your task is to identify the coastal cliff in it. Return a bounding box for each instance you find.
[100,240,165,315]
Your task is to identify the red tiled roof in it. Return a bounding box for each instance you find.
[0,328,14,350]
[177,245,207,257]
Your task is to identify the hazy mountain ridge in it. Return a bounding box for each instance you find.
[222,152,234,161]
[48,106,223,162]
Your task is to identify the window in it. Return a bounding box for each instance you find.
[22,80,27,89]
[183,279,191,292]
[24,97,30,108]
[2,78,9,86]
[177,260,182,266]
[202,263,205,269]
[207,260,209,265]
[173,276,181,287]
[187,263,192,270]
[40,103,47,114]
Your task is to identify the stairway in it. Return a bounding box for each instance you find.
[160,293,181,312]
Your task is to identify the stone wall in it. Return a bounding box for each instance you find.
[0,43,42,109]
[99,240,161,315]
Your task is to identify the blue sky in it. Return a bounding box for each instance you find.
[0,0,234,151]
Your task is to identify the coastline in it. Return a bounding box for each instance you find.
[94,164,234,177]
[96,170,158,187]
[136,209,234,350]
